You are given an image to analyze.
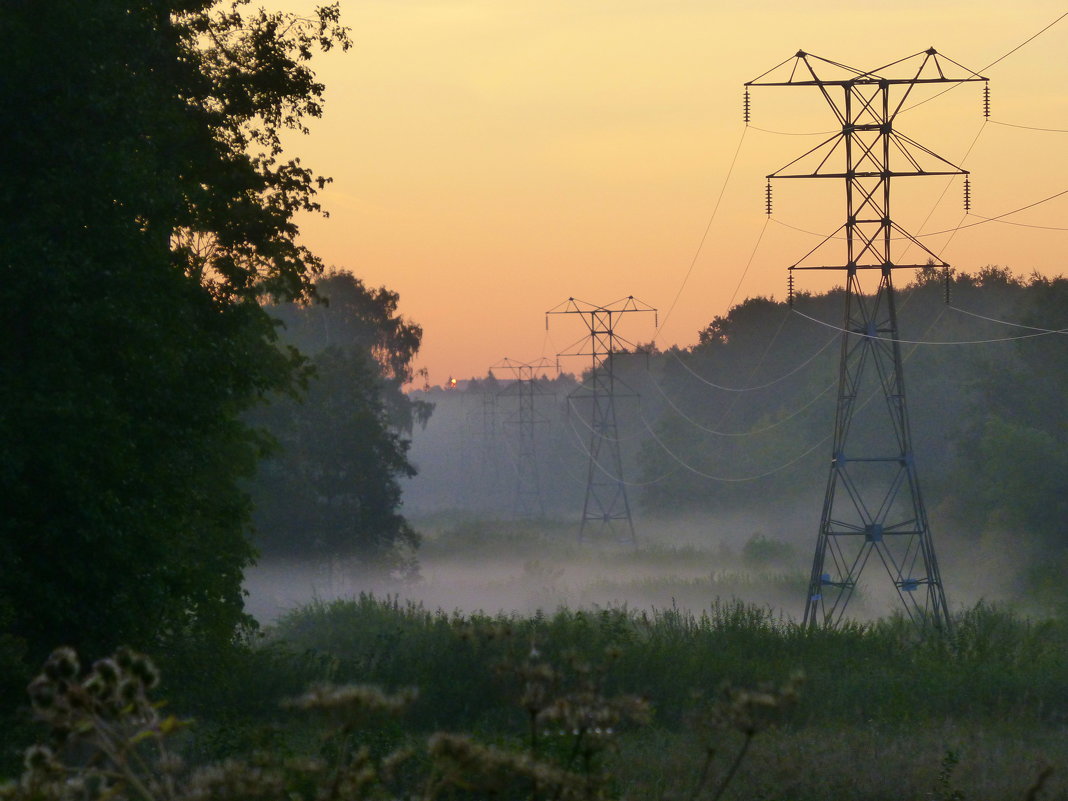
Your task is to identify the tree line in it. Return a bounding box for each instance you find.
[0,0,426,674]
[633,266,1068,607]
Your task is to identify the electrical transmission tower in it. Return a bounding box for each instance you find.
[547,297,656,543]
[492,357,554,519]
[465,373,504,515]
[747,49,987,628]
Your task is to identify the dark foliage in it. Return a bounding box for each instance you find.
[0,0,349,661]
[248,272,431,566]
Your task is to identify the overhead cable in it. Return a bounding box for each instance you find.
[655,126,748,339]
[639,405,830,483]
[647,370,837,437]
[901,10,1068,113]
[947,304,1068,333]
[664,329,838,392]
[989,119,1068,134]
[791,307,1068,344]
[964,213,1068,231]
[746,124,837,136]
[723,215,770,315]
[640,304,948,483]
[770,186,1068,241]
[564,414,673,487]
[565,396,647,443]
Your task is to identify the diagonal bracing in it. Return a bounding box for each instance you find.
[547,296,656,543]
[491,356,555,519]
[747,49,987,628]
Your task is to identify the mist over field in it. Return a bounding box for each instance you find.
[244,512,1031,626]
[248,270,1067,626]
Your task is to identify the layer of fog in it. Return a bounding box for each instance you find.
[244,508,1033,626]
[246,343,1045,625]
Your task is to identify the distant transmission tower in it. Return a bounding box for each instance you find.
[547,297,656,543]
[747,49,987,628]
[492,357,554,519]
[465,374,503,515]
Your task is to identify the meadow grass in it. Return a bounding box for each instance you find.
[251,595,1068,798]
[7,593,1066,799]
[609,721,1065,801]
[263,595,1068,730]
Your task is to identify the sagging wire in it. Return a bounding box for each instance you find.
[564,412,674,488]
[639,404,831,483]
[791,307,1068,344]
[646,370,837,438]
[746,124,838,136]
[641,304,950,483]
[988,119,1068,134]
[767,184,1068,241]
[663,329,838,392]
[655,126,749,341]
[946,305,1068,334]
[564,395,648,443]
[900,10,1068,114]
[962,214,1068,232]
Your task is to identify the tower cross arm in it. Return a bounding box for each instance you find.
[746,48,987,87]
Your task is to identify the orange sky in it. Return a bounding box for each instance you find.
[282,1,1067,384]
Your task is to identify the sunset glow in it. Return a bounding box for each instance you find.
[284,1,1068,383]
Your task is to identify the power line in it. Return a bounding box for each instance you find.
[655,126,748,339]
[647,369,837,438]
[564,413,673,487]
[639,405,830,483]
[746,124,837,136]
[897,119,988,264]
[901,10,1068,113]
[565,395,647,443]
[965,213,1068,232]
[723,215,771,315]
[989,118,1068,134]
[791,307,1068,344]
[664,330,838,392]
[770,186,1068,241]
[638,294,948,484]
[981,10,1068,71]
[947,304,1068,333]
[712,303,793,431]
[957,188,1068,230]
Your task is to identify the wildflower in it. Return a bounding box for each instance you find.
[22,745,55,773]
[43,648,79,682]
[91,658,120,686]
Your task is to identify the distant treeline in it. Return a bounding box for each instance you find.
[409,267,1068,608]
[636,266,1068,608]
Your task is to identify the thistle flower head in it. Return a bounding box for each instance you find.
[42,648,79,682]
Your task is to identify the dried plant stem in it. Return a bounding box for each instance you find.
[688,747,717,801]
[708,733,752,801]
[1022,766,1053,801]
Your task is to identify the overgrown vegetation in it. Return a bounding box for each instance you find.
[1,637,801,801]
[1,597,1062,800]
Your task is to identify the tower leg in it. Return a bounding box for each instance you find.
[803,269,950,628]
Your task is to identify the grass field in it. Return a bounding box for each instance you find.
[150,589,1068,800]
[8,519,1064,799]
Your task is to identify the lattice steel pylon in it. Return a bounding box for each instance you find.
[492,357,554,519]
[747,49,987,629]
[547,296,656,543]
[465,373,503,515]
